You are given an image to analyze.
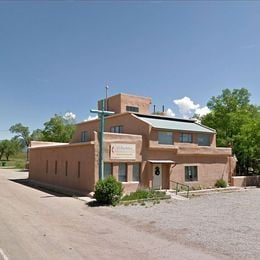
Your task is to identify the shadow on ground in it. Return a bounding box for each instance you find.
[9,178,74,197]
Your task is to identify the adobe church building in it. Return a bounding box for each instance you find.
[29,93,236,194]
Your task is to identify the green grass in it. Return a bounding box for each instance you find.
[0,152,27,169]
[121,189,167,202]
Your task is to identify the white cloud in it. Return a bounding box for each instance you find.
[195,106,210,117]
[174,96,200,115]
[173,96,210,118]
[84,115,98,121]
[63,112,76,120]
[165,108,175,117]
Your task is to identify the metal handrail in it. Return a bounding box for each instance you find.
[170,180,190,198]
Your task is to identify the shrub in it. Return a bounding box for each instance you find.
[215,179,227,188]
[94,176,123,206]
[15,161,25,169]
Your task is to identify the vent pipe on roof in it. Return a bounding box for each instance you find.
[162,105,165,113]
[153,105,156,114]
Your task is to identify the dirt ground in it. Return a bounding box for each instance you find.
[0,169,259,260]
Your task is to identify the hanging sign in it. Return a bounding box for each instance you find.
[110,143,136,160]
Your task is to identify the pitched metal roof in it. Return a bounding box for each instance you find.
[135,114,215,133]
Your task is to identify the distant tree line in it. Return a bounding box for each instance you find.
[0,114,75,161]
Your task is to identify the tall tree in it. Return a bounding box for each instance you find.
[0,140,8,160]
[9,123,31,160]
[4,139,21,161]
[42,114,75,143]
[31,129,44,141]
[0,139,21,161]
[201,88,260,175]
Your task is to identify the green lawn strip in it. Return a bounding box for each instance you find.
[120,190,170,204]
[0,152,26,169]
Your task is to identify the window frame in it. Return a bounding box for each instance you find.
[185,166,198,182]
[118,163,127,182]
[81,131,89,142]
[77,161,81,178]
[111,125,124,133]
[132,163,140,182]
[104,162,112,179]
[180,133,193,143]
[198,134,210,146]
[54,160,58,175]
[126,106,139,113]
[158,131,173,145]
[65,161,68,176]
[46,160,48,174]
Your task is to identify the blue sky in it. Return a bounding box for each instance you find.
[1,1,260,139]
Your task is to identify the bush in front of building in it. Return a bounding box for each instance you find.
[94,176,123,206]
[215,178,227,188]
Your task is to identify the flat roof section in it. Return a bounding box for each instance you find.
[136,115,215,133]
[148,160,175,164]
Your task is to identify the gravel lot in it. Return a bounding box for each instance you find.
[100,189,260,259]
[1,169,259,259]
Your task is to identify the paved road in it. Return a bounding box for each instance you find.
[0,169,227,260]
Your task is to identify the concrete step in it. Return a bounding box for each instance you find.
[166,191,189,200]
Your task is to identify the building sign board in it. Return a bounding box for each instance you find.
[110,143,136,160]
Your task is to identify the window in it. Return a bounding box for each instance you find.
[104,163,112,179]
[65,161,68,176]
[81,131,89,142]
[77,161,81,178]
[46,160,48,174]
[55,160,57,174]
[126,106,139,113]
[118,163,127,182]
[158,132,173,145]
[132,163,140,182]
[180,133,192,143]
[111,125,124,133]
[185,166,198,182]
[198,134,210,146]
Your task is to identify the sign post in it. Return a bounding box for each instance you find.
[90,99,114,180]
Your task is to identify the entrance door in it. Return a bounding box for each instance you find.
[152,164,162,190]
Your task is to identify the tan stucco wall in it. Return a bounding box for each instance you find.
[29,143,96,193]
[231,176,260,187]
[71,113,150,143]
[140,151,233,190]
[98,93,151,114]
[169,155,230,189]
[149,129,216,148]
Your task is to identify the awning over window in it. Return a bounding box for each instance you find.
[148,160,175,164]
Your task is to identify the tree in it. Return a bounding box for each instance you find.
[9,123,31,161]
[4,139,21,161]
[0,139,21,161]
[201,88,260,175]
[42,114,75,143]
[0,140,8,160]
[31,129,44,141]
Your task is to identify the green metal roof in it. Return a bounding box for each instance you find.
[136,115,215,133]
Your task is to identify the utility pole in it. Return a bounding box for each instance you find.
[90,99,114,180]
[105,85,109,111]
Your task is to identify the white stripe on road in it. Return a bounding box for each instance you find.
[0,248,9,260]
